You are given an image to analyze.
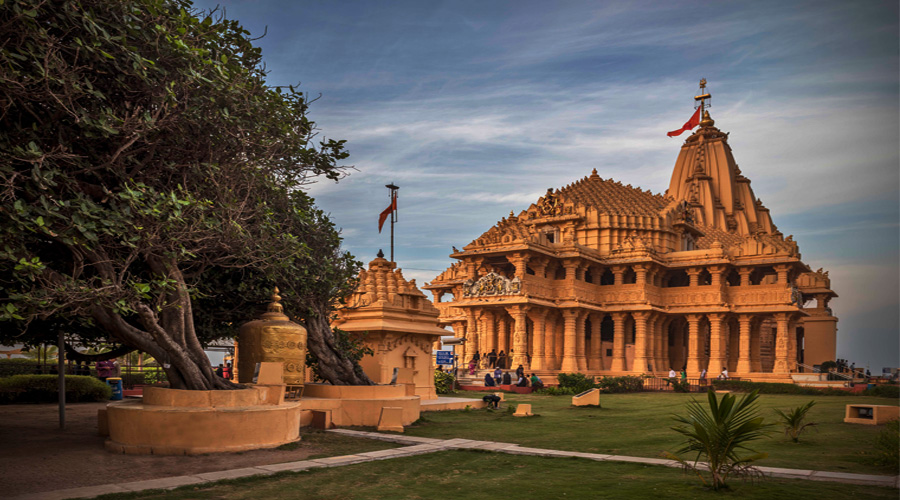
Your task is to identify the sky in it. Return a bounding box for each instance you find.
[193,0,899,372]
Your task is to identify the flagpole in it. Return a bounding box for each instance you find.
[385,183,399,263]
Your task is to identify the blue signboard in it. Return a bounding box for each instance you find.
[435,350,454,365]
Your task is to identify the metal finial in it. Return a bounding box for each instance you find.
[377,249,385,258]
[267,287,284,314]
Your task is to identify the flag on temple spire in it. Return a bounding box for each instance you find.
[378,196,397,233]
[667,107,701,137]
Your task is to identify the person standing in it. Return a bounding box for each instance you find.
[497,350,507,370]
[699,368,707,386]
[488,349,498,369]
[515,364,525,380]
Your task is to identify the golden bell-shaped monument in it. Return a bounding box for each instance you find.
[238,287,307,387]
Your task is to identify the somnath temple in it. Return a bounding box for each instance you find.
[424,88,837,383]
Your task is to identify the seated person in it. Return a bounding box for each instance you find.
[482,394,501,409]
[502,371,512,385]
[516,375,529,387]
[529,373,544,390]
[483,372,496,387]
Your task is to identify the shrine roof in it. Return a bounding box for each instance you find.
[557,169,670,216]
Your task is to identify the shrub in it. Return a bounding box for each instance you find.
[862,385,900,399]
[0,359,42,377]
[556,373,595,394]
[434,370,456,395]
[874,419,899,469]
[596,375,645,393]
[667,389,769,491]
[536,386,577,396]
[711,380,848,396]
[774,401,817,443]
[0,375,112,404]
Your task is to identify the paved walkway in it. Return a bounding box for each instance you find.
[13,430,899,500]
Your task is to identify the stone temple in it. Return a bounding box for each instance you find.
[424,107,837,383]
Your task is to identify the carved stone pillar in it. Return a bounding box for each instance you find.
[530,256,549,279]
[544,314,557,370]
[736,315,752,374]
[529,308,547,370]
[510,252,530,280]
[612,266,626,286]
[575,310,588,371]
[610,312,627,372]
[454,320,467,369]
[774,313,791,374]
[750,321,763,372]
[775,265,791,285]
[561,309,579,372]
[687,268,701,287]
[484,310,496,355]
[739,267,752,286]
[632,311,650,373]
[707,313,726,374]
[509,305,530,369]
[465,309,478,364]
[497,315,509,355]
[634,264,649,285]
[590,313,603,371]
[686,314,701,374]
[709,265,726,289]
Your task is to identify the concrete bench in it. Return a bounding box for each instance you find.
[843,404,899,425]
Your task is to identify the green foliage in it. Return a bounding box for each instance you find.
[0,0,366,387]
[711,380,848,396]
[862,385,900,398]
[556,373,595,393]
[596,375,645,393]
[0,374,112,404]
[667,390,769,491]
[873,419,899,469]
[671,379,691,393]
[0,359,43,377]
[434,370,456,395]
[536,386,577,396]
[774,401,817,443]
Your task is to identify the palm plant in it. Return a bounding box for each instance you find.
[774,401,817,443]
[667,389,769,491]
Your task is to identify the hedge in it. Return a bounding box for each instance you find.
[0,375,112,404]
[0,359,45,377]
[711,379,900,398]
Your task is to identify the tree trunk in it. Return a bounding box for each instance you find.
[305,310,374,386]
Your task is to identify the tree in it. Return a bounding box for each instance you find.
[666,390,769,491]
[0,0,373,389]
[774,400,817,443]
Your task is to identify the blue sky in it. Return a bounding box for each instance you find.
[193,0,899,371]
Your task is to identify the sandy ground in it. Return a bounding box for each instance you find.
[0,402,358,496]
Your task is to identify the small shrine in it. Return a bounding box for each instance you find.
[332,251,447,399]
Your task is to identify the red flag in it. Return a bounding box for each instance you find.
[667,107,702,137]
[378,197,397,233]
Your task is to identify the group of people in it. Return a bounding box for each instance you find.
[481,364,544,390]
[467,349,513,373]
[215,362,233,380]
[666,366,729,386]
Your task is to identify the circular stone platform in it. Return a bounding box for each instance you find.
[104,387,302,455]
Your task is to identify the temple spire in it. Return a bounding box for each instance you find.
[694,78,711,120]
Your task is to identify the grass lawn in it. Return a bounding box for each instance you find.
[411,391,899,475]
[101,450,898,500]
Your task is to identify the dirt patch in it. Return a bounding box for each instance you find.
[0,402,391,496]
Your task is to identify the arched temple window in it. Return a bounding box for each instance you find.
[600,315,614,342]
[750,266,777,285]
[600,268,615,285]
[623,267,637,284]
[663,269,690,287]
[698,269,712,285]
[726,268,741,286]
